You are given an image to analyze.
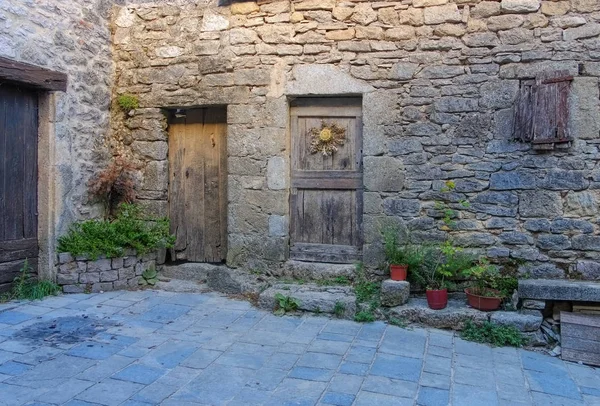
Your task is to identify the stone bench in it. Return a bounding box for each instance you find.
[518,279,600,302]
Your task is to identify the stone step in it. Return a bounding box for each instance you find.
[389,297,489,330]
[155,278,208,293]
[161,263,222,282]
[278,260,357,281]
[258,283,356,319]
[490,310,543,332]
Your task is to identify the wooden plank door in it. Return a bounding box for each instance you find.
[168,107,227,263]
[0,84,39,292]
[290,98,363,263]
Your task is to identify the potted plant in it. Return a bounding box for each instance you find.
[419,241,474,310]
[382,227,423,281]
[462,259,504,311]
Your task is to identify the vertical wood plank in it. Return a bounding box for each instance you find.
[0,86,7,241]
[184,110,205,261]
[23,90,38,239]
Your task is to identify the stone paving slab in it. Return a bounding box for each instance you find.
[0,290,597,406]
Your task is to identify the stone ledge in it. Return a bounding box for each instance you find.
[258,283,356,319]
[518,279,600,302]
[389,297,489,330]
[279,261,356,281]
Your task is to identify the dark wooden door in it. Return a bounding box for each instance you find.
[290,98,363,263]
[0,84,39,292]
[168,107,227,262]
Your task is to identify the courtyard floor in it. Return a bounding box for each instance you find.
[0,290,598,406]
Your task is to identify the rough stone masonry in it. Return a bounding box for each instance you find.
[109,0,600,279]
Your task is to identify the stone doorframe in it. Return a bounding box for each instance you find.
[0,57,67,281]
[284,64,378,262]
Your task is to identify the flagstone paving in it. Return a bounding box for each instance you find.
[0,290,598,406]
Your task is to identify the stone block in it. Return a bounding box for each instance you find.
[501,0,541,12]
[541,1,570,15]
[92,282,114,292]
[59,262,77,274]
[572,235,600,251]
[423,4,461,25]
[575,261,600,280]
[142,161,168,191]
[569,77,600,141]
[389,298,489,330]
[380,280,410,307]
[518,190,562,218]
[57,273,79,285]
[112,258,124,270]
[207,267,268,295]
[88,259,112,272]
[63,284,85,294]
[522,299,546,310]
[80,272,100,284]
[490,310,542,332]
[58,253,73,264]
[536,234,570,251]
[383,199,420,217]
[267,156,287,190]
[258,283,356,319]
[518,279,600,301]
[231,2,260,15]
[119,267,136,280]
[564,192,599,216]
[480,80,519,109]
[100,271,119,282]
[363,156,405,192]
[433,97,478,113]
[132,141,168,161]
[123,256,137,267]
[268,215,288,238]
[563,23,600,41]
[489,171,537,190]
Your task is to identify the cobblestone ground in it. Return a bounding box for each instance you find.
[0,290,598,406]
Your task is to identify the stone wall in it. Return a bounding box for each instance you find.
[1,0,115,233]
[56,250,162,293]
[111,0,600,279]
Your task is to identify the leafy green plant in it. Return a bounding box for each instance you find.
[381,226,425,270]
[354,310,376,323]
[333,301,346,318]
[417,240,475,290]
[274,293,300,316]
[462,258,519,299]
[57,203,175,260]
[139,266,158,286]
[0,259,61,302]
[117,94,139,111]
[461,321,528,347]
[434,181,470,230]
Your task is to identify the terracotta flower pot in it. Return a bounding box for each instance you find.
[465,288,502,311]
[390,264,408,281]
[426,288,448,310]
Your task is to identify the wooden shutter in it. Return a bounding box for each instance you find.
[514,71,573,150]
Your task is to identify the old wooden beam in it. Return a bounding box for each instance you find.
[0,56,67,91]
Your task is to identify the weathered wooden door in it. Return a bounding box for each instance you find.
[0,84,39,292]
[168,107,227,262]
[290,98,363,263]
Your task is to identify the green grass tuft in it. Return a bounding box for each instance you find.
[354,310,376,323]
[117,94,139,111]
[1,259,61,303]
[461,320,528,347]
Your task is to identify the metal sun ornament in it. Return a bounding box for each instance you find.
[308,121,346,156]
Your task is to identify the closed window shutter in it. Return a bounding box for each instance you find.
[514,71,573,150]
